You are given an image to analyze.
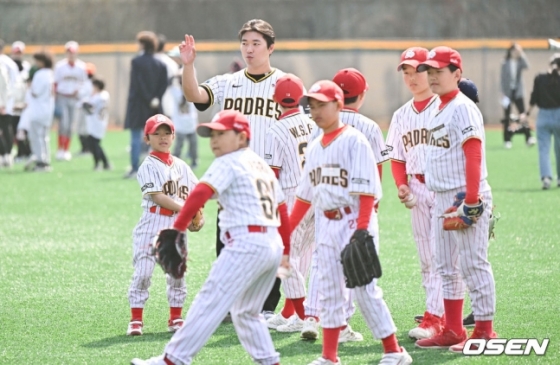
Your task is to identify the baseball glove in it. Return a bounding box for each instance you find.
[151,229,187,279]
[340,229,382,288]
[442,192,484,231]
[188,208,204,232]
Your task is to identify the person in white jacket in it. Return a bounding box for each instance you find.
[170,71,198,168]
[84,78,111,170]
[0,39,20,167]
[23,52,55,172]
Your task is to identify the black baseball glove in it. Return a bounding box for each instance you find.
[340,229,382,288]
[151,229,187,279]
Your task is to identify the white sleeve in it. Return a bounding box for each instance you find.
[295,153,313,203]
[274,178,285,205]
[453,104,484,144]
[31,72,50,98]
[137,163,166,196]
[199,73,229,107]
[199,156,236,195]
[370,122,389,164]
[385,111,406,162]
[349,136,378,197]
[264,129,284,169]
[186,165,199,190]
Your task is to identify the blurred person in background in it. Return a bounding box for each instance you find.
[54,41,88,161]
[523,53,560,190]
[170,70,198,168]
[84,78,111,171]
[75,62,97,156]
[500,43,535,148]
[123,31,167,179]
[0,39,20,167]
[24,52,55,172]
[155,34,180,119]
[10,41,32,162]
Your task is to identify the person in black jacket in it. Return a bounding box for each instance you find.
[523,53,560,189]
[123,31,168,179]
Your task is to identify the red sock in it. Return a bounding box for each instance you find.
[381,333,401,353]
[281,299,295,318]
[475,320,494,335]
[163,355,174,365]
[292,297,305,319]
[131,308,143,321]
[170,307,182,319]
[443,299,464,334]
[322,327,341,362]
[64,136,71,151]
[58,135,63,150]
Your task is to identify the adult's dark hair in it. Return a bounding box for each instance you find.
[505,43,518,60]
[550,53,560,77]
[136,31,158,54]
[33,51,53,69]
[238,19,275,48]
[344,96,359,105]
[157,34,166,53]
[92,78,105,90]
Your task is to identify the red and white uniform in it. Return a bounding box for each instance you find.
[54,58,87,138]
[296,126,397,338]
[264,110,315,299]
[425,92,495,320]
[128,155,198,309]
[165,148,285,365]
[199,69,285,158]
[385,95,444,316]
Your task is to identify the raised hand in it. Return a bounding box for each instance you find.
[179,34,197,66]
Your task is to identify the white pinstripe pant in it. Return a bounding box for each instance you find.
[314,210,397,339]
[409,177,444,316]
[164,228,283,365]
[433,188,496,320]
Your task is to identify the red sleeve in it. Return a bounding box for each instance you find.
[289,199,311,235]
[357,195,375,230]
[277,202,291,255]
[391,160,408,187]
[462,138,482,204]
[173,183,214,231]
[377,164,383,183]
[271,167,280,179]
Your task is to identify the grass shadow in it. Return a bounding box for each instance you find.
[82,332,172,348]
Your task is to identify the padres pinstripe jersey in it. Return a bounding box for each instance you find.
[424,92,489,192]
[200,69,286,159]
[264,110,315,189]
[310,109,388,165]
[200,148,285,232]
[385,96,439,174]
[297,126,382,210]
[54,59,87,95]
[136,156,198,214]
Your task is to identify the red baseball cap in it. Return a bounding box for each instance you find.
[397,47,429,71]
[274,74,305,107]
[417,46,462,72]
[332,68,368,98]
[300,80,344,105]
[144,114,175,135]
[197,109,251,139]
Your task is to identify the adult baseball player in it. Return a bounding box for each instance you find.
[54,41,87,161]
[289,80,412,365]
[131,109,291,365]
[127,115,199,336]
[263,74,316,332]
[179,19,286,316]
[385,47,445,340]
[302,68,388,343]
[414,46,497,353]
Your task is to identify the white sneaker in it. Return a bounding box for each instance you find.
[168,318,184,332]
[504,142,512,149]
[127,320,143,336]
[301,317,320,340]
[63,151,72,161]
[130,355,166,365]
[3,154,12,167]
[262,310,275,321]
[527,136,536,147]
[266,313,291,329]
[338,324,363,343]
[277,316,304,332]
[56,150,65,160]
[408,311,444,340]
[379,347,412,365]
[307,356,341,365]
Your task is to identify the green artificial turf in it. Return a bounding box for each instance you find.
[0,130,558,364]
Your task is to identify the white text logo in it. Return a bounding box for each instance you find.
[463,339,550,356]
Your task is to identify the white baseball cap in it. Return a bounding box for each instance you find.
[11,41,25,53]
[65,41,79,53]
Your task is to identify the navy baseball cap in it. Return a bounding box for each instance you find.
[458,78,479,103]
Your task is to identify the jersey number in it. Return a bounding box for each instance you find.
[256,178,275,220]
[298,142,308,169]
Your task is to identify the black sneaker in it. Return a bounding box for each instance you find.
[414,315,423,323]
[463,312,475,327]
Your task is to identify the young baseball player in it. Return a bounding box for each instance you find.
[289,80,412,365]
[263,74,315,332]
[54,41,87,161]
[179,19,287,317]
[385,47,445,340]
[414,46,497,353]
[76,62,96,156]
[127,114,200,337]
[131,109,292,365]
[84,78,111,170]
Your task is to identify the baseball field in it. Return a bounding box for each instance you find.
[1,129,558,365]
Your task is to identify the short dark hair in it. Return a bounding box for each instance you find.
[344,96,359,105]
[33,51,53,69]
[238,19,275,48]
[136,31,158,54]
[92,78,105,90]
[448,64,460,73]
[157,34,166,53]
